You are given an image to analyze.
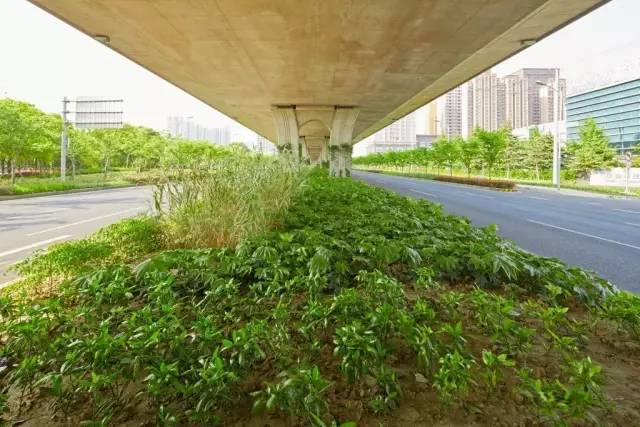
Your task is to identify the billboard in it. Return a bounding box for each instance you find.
[72,96,123,129]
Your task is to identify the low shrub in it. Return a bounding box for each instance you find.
[434,174,517,190]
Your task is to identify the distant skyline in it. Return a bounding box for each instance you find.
[1,0,639,143]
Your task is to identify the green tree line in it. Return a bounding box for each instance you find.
[354,118,620,181]
[0,98,229,183]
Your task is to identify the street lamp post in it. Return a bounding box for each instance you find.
[536,69,561,190]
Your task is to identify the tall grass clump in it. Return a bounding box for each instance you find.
[155,155,302,248]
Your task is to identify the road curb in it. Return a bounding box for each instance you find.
[517,184,638,200]
[0,184,144,202]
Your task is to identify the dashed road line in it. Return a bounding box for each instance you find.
[615,209,640,214]
[527,196,549,201]
[26,207,144,236]
[527,219,640,251]
[461,191,494,199]
[410,189,438,198]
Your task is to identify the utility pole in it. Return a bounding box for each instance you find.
[61,97,70,182]
[624,151,632,194]
[552,68,560,190]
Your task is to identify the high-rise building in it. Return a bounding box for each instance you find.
[442,86,463,138]
[504,75,529,129]
[424,101,439,136]
[462,68,566,132]
[365,111,417,154]
[471,71,504,131]
[465,83,475,136]
[507,68,566,126]
[539,79,567,124]
[167,116,230,145]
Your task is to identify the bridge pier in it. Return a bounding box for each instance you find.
[272,105,358,176]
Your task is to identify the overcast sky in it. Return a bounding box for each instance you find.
[1,0,639,140]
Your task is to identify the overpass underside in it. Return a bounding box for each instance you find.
[30,0,607,176]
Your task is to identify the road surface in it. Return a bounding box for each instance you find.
[354,171,640,292]
[0,186,153,287]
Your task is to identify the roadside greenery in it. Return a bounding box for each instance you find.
[1,166,639,426]
[354,119,623,182]
[0,98,232,188]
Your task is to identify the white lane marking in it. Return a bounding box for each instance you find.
[5,208,72,220]
[527,219,640,251]
[626,222,640,228]
[461,191,494,199]
[587,202,601,206]
[0,235,72,259]
[527,196,549,201]
[27,208,144,237]
[615,209,640,214]
[410,189,438,198]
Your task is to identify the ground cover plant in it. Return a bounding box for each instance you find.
[1,167,640,426]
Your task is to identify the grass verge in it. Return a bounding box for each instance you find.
[0,171,159,196]
[1,168,639,426]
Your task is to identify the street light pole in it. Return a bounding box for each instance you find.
[61,97,69,182]
[538,73,562,190]
[552,68,560,190]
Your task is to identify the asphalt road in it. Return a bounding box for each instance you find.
[0,186,153,287]
[354,171,640,293]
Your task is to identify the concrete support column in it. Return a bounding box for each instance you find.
[272,106,300,159]
[272,105,358,176]
[320,140,330,168]
[300,138,310,164]
[329,107,359,177]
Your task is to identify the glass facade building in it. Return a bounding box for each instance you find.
[566,78,640,152]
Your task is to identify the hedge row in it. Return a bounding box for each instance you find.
[434,174,517,190]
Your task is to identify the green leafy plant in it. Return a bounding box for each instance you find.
[433,351,475,406]
[252,365,331,426]
[481,350,514,393]
[333,322,386,382]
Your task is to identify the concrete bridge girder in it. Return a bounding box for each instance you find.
[272,105,359,176]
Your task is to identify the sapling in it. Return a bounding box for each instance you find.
[434,351,475,406]
[481,350,514,393]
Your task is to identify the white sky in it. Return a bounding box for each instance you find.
[1,0,639,141]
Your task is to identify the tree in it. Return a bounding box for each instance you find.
[430,137,460,176]
[474,128,507,179]
[457,136,480,177]
[525,128,553,181]
[0,99,56,183]
[565,118,617,178]
[500,124,518,179]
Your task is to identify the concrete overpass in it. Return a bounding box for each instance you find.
[30,0,607,176]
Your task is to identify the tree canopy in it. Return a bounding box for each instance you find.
[0,98,230,182]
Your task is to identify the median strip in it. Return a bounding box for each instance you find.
[0,235,72,259]
[527,219,640,251]
[27,207,144,236]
